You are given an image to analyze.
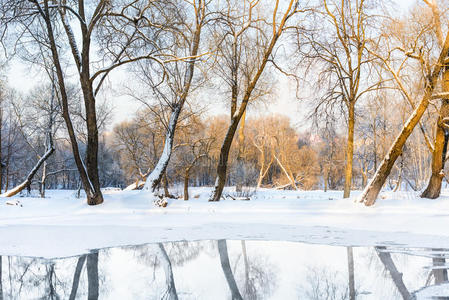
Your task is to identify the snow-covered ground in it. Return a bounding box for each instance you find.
[1,187,449,258]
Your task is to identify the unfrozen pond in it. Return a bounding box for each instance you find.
[0,240,448,300]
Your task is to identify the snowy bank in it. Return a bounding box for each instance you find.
[1,187,449,258]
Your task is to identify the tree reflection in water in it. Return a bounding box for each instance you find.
[0,241,449,299]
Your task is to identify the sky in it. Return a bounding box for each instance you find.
[4,0,416,131]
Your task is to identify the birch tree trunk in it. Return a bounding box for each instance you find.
[359,31,449,206]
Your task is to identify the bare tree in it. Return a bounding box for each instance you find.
[209,0,301,201]
[0,0,178,204]
[300,0,380,198]
[142,0,209,196]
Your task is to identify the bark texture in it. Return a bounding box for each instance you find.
[344,103,355,198]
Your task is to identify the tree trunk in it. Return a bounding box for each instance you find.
[209,117,242,201]
[344,102,355,198]
[217,240,243,300]
[236,111,246,193]
[40,161,47,198]
[157,243,178,300]
[347,247,356,300]
[421,66,449,199]
[184,169,190,201]
[359,32,449,206]
[163,173,170,198]
[69,255,86,300]
[39,3,102,206]
[376,247,411,300]
[144,106,181,192]
[87,251,99,300]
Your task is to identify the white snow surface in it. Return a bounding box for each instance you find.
[2,187,449,258]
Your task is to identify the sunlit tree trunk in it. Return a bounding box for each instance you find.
[422,67,449,199]
[344,102,355,198]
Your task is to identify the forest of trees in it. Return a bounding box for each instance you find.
[0,0,448,206]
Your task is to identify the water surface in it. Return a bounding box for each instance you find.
[0,240,448,299]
